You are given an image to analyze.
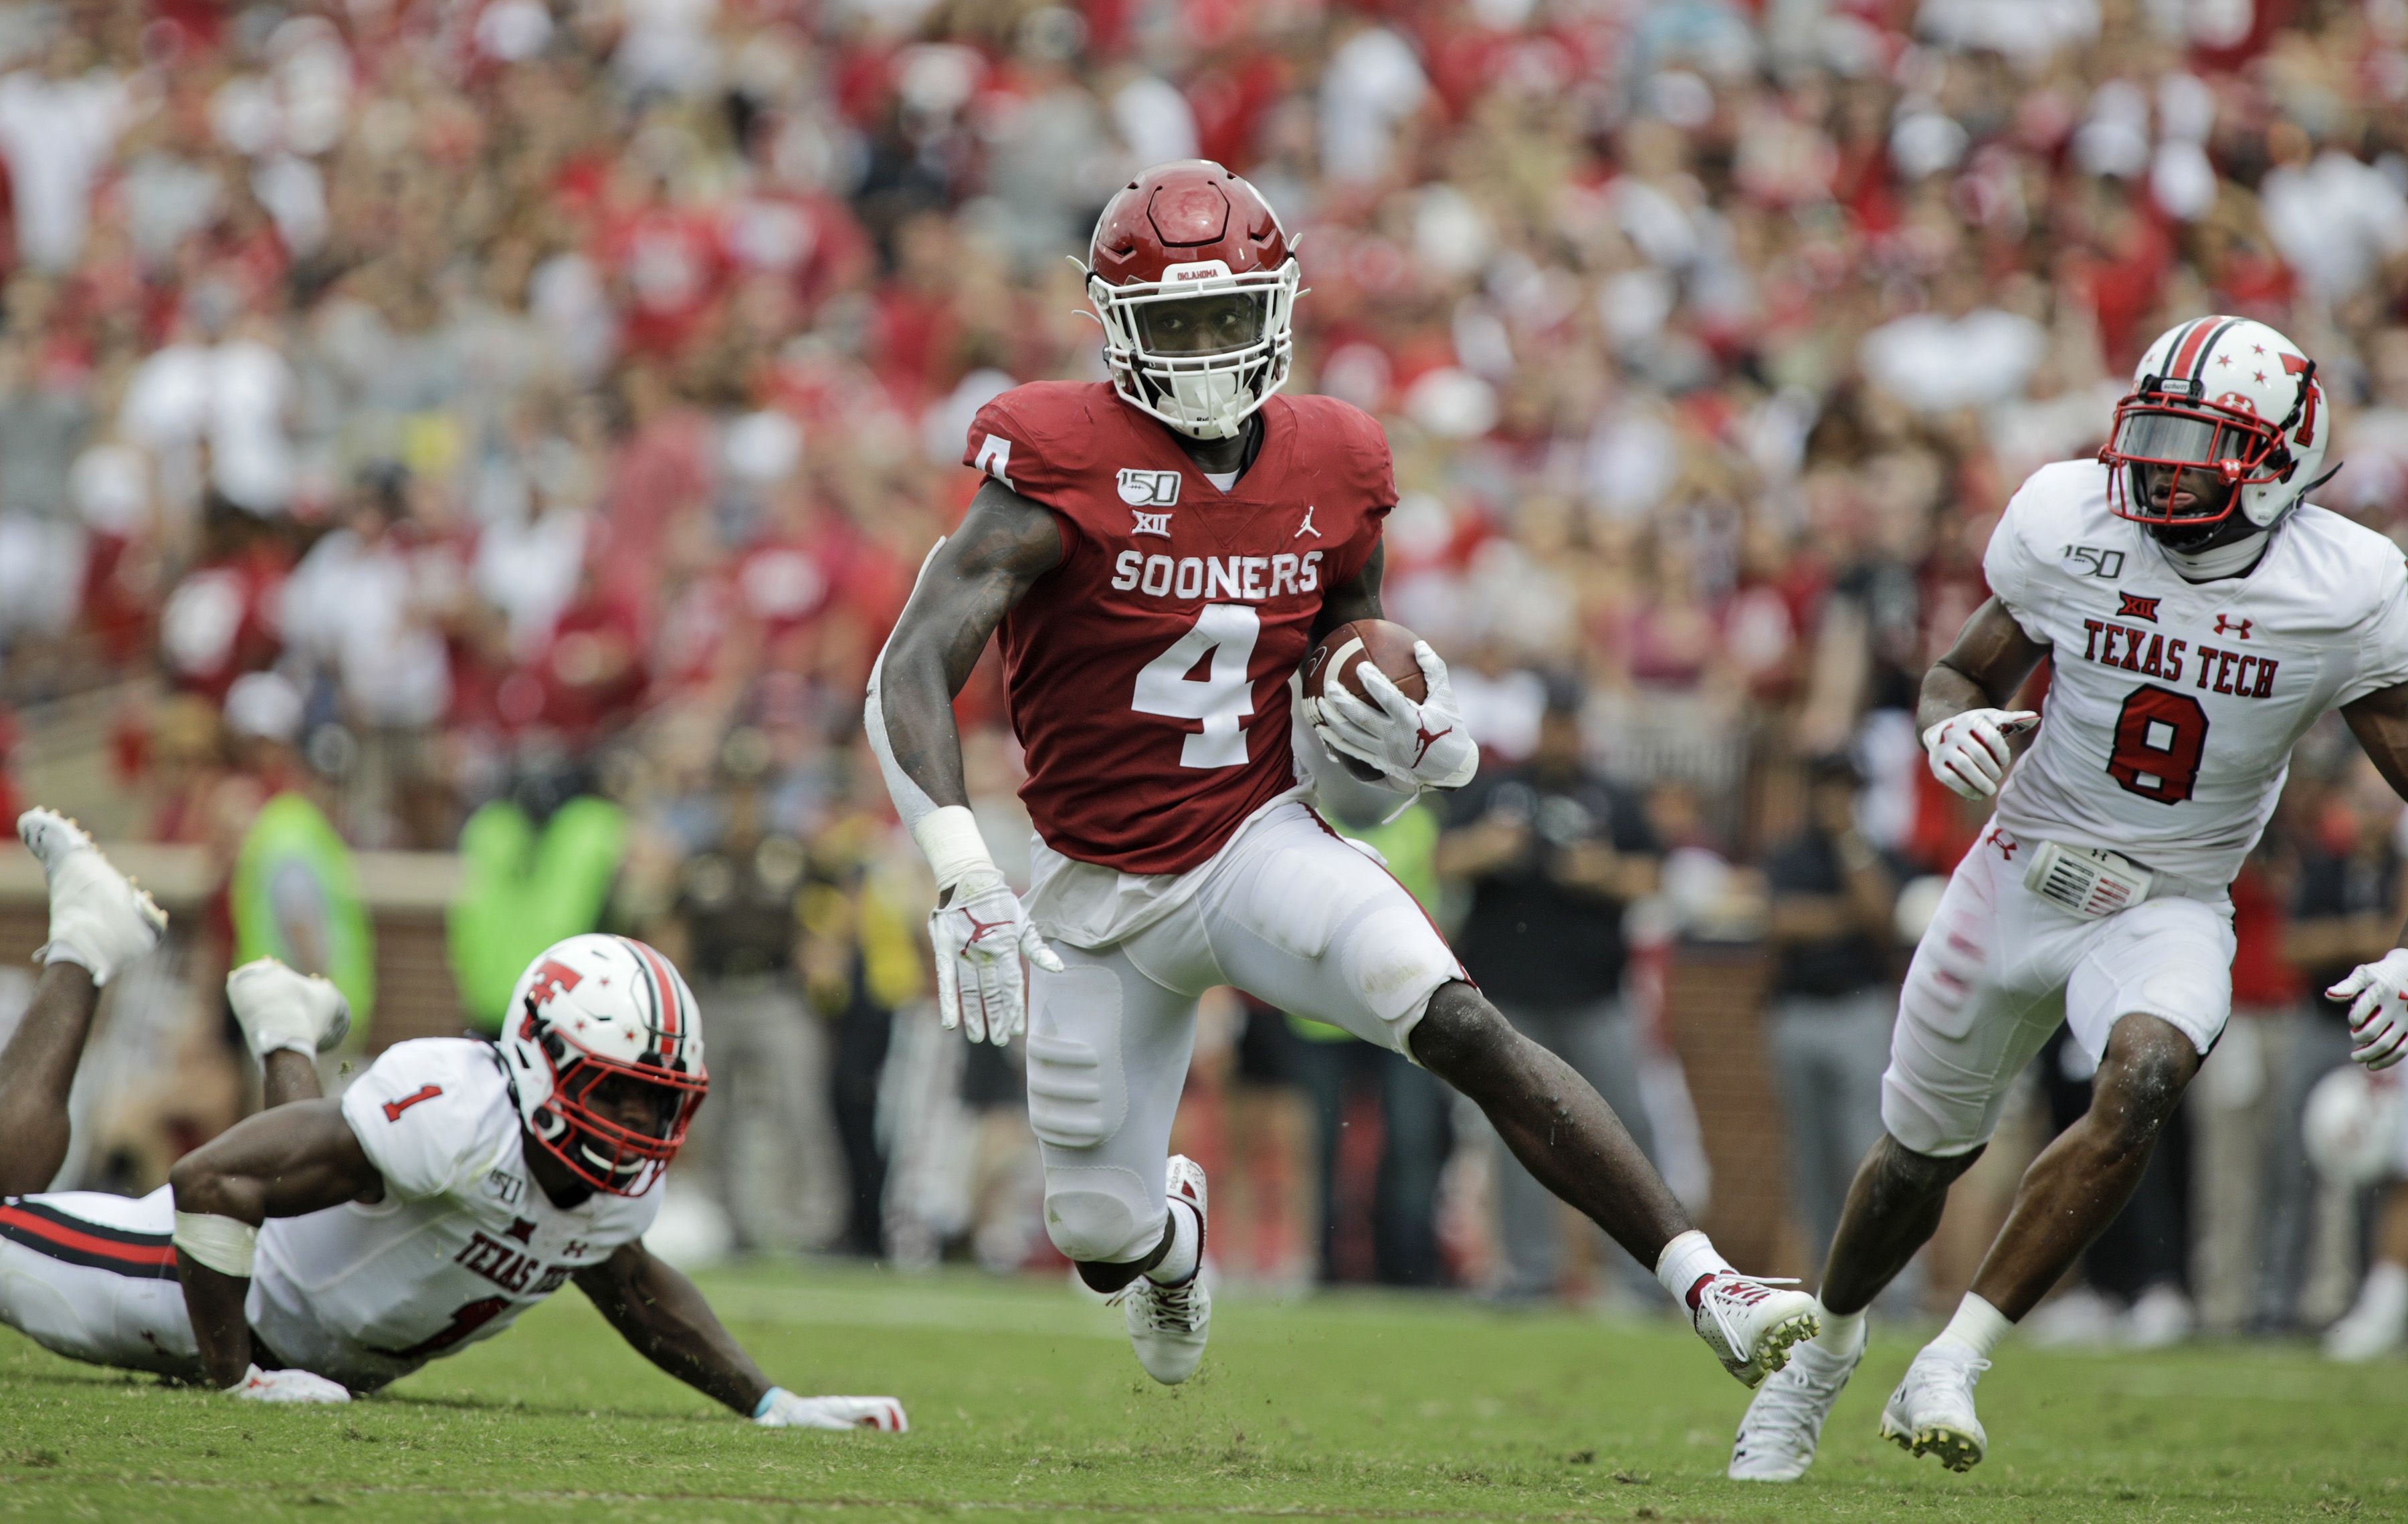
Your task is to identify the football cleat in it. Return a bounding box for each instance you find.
[1728,1331,1862,1481]
[1692,1271,1820,1388]
[1878,1342,1990,1471]
[17,808,165,987]
[226,958,352,1060]
[2323,1265,2408,1364]
[1116,1155,1211,1385]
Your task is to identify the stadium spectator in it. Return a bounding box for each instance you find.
[1760,754,1900,1268]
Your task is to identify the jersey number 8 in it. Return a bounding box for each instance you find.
[2106,685,2210,805]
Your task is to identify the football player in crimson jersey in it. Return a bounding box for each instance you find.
[0,810,904,1430]
[868,160,1816,1390]
[1732,315,2408,1483]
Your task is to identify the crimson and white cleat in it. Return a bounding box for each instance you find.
[17,808,165,986]
[1692,1271,1820,1388]
[1878,1342,1989,1471]
[1728,1331,1862,1481]
[226,958,352,1059]
[1117,1155,1211,1385]
[752,1390,908,1432]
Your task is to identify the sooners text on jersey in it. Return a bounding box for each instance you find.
[1986,459,2408,887]
[965,380,1394,874]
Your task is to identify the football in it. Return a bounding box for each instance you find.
[1302,618,1427,711]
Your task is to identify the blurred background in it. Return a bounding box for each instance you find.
[5,0,2408,1359]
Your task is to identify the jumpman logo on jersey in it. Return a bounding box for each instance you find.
[2215,615,2253,639]
[1295,505,1321,539]
[1411,722,1454,768]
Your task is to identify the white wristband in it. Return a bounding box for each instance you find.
[910,805,997,895]
[173,1211,259,1278]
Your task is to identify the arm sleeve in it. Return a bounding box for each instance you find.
[338,1043,514,1203]
[1979,491,2049,643]
[2343,560,2408,706]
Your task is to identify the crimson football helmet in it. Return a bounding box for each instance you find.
[2100,315,2331,538]
[498,934,707,1196]
[1084,160,1300,440]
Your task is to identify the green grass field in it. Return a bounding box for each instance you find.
[0,1263,2398,1522]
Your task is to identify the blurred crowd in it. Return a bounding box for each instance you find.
[9,0,2408,1353]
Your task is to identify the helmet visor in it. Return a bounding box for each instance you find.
[1133,291,1272,358]
[2108,407,2262,467]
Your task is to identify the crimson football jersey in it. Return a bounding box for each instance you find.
[964,381,1393,875]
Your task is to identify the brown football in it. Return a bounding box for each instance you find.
[1303,618,1427,708]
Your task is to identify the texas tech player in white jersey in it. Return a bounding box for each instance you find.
[1732,315,2408,1485]
[1984,457,2408,888]
[250,1038,657,1390]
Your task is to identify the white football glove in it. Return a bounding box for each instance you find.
[226,957,351,1059]
[1314,641,1478,791]
[225,1365,350,1404]
[1921,708,2040,799]
[2328,948,2408,1071]
[930,866,1062,1047]
[752,1388,909,1432]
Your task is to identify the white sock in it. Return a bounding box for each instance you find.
[1145,1199,1201,1286]
[1813,1303,1866,1357]
[1931,1293,2013,1360]
[1654,1230,1734,1308]
[2358,1259,2408,1317]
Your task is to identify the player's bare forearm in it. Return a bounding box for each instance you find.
[262,1051,324,1108]
[1310,542,1384,641]
[2342,681,2408,949]
[168,1101,383,1386]
[1917,597,2050,734]
[575,1243,771,1415]
[875,479,1064,811]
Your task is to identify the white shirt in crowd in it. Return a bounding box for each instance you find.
[0,66,126,272]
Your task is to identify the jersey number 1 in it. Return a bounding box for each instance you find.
[2106,685,2209,804]
[1132,604,1261,768]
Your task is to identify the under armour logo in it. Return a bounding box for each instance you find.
[1295,505,1321,539]
[1132,510,1173,538]
[1985,825,2018,860]
[1410,723,1453,769]
[961,910,1007,945]
[2215,615,2252,639]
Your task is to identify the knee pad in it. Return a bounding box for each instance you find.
[1042,1164,1162,1264]
[1025,965,1127,1150]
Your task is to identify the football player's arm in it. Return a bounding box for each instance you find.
[866,477,1067,1043]
[868,477,1064,819]
[573,1241,771,1416]
[1312,540,1384,639]
[1916,597,2048,800]
[2326,683,2408,1068]
[168,1101,386,1390]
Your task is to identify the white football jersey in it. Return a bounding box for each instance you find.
[1985,459,2408,888]
[247,1039,658,1392]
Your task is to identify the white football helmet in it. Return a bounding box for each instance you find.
[497,934,707,1196]
[2102,315,2332,534]
[2303,1063,2403,1188]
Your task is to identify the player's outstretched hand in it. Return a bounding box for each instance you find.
[1317,641,1478,791]
[929,867,1062,1046]
[752,1388,909,1432]
[2329,948,2408,1070]
[225,1365,350,1404]
[1920,708,2039,799]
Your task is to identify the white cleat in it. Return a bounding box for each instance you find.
[1728,1333,1862,1481]
[2323,1266,2408,1364]
[16,808,165,986]
[1692,1271,1821,1388]
[226,958,352,1059]
[753,1391,908,1431]
[1118,1154,1211,1385]
[1879,1342,1989,1472]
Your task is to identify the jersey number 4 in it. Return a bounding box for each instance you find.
[1132,604,1261,768]
[2106,685,2209,804]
